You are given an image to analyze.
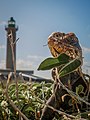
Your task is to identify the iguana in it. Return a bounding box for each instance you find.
[41,32,90,120]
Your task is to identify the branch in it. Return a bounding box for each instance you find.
[3,73,29,120]
[57,75,90,106]
[31,93,76,119]
[8,30,19,104]
[45,104,76,119]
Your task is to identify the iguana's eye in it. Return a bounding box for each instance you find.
[55,33,63,39]
[56,34,59,37]
[53,33,59,38]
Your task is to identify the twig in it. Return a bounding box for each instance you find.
[8,30,19,103]
[45,104,76,119]
[13,38,19,45]
[30,92,76,119]
[57,75,90,106]
[3,73,29,120]
[43,44,48,47]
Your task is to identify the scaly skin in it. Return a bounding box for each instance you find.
[48,32,83,80]
[48,32,82,61]
[41,32,89,120]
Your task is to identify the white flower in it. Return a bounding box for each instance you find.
[5,108,10,114]
[1,100,8,108]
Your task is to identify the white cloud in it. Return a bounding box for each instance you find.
[0,60,5,69]
[83,60,90,67]
[0,45,5,49]
[16,55,45,70]
[0,21,6,26]
[82,46,90,54]
[2,53,89,78]
[0,57,51,78]
[0,54,45,71]
[27,55,45,61]
[27,55,46,68]
[16,59,33,70]
[1,55,89,78]
[82,60,90,75]
[16,55,51,78]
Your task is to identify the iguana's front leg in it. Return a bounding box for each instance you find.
[41,83,69,120]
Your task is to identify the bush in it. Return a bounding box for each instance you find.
[0,81,53,120]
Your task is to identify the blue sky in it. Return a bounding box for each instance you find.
[0,0,90,78]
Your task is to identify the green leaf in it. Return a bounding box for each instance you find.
[25,106,35,112]
[76,85,84,95]
[37,53,70,70]
[68,98,73,106]
[59,58,81,77]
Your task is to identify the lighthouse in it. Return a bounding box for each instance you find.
[0,17,48,82]
[5,17,18,71]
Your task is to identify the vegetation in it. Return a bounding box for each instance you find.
[0,80,52,120]
[0,53,90,120]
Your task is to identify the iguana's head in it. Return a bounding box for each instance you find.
[48,32,82,63]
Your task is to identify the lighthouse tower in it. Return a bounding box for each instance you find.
[5,17,18,71]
